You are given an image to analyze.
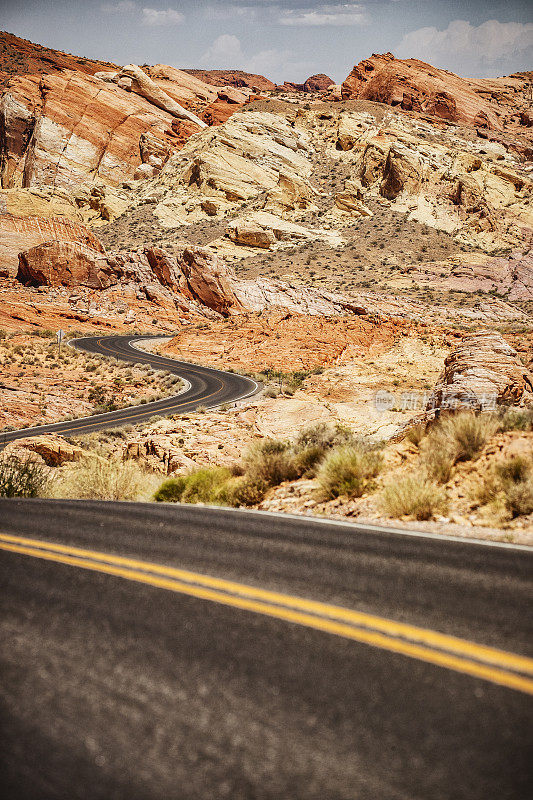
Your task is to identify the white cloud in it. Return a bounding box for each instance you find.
[141,7,184,26]
[200,34,311,81]
[396,19,533,76]
[279,3,368,27]
[201,33,245,63]
[102,1,137,13]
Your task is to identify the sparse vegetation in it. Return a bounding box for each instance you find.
[380,475,446,521]
[420,412,498,483]
[0,453,49,498]
[477,456,533,519]
[48,455,154,501]
[317,444,382,499]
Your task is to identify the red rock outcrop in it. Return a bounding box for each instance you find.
[341,53,533,132]
[177,247,247,316]
[0,213,103,276]
[303,74,335,93]
[17,241,116,289]
[428,330,533,411]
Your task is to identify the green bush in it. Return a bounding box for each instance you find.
[215,475,267,507]
[498,408,533,432]
[477,456,533,518]
[154,475,188,502]
[0,453,49,498]
[180,467,231,503]
[317,444,382,499]
[293,422,355,476]
[379,475,446,521]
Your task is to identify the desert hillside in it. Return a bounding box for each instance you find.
[1,32,532,536]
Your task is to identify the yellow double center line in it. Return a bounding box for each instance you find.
[1,532,532,695]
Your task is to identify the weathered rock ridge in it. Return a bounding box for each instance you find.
[429,330,533,410]
[341,52,533,135]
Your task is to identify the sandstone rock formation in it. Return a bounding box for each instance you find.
[0,213,103,276]
[303,74,335,93]
[330,107,533,250]
[428,330,533,411]
[0,30,118,88]
[17,241,116,289]
[5,434,84,466]
[0,60,242,195]
[341,52,533,134]
[222,211,344,254]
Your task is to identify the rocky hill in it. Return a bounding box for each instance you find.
[183,69,276,92]
[0,30,118,88]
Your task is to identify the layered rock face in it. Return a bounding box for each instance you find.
[341,53,533,133]
[0,61,245,195]
[0,213,103,276]
[429,331,533,410]
[328,107,533,251]
[136,111,318,226]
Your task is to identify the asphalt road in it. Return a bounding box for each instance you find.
[1,499,532,799]
[0,335,259,446]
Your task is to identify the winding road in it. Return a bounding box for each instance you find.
[1,334,259,446]
[1,335,532,797]
[1,500,532,799]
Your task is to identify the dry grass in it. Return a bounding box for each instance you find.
[477,456,533,519]
[379,475,446,521]
[317,444,382,499]
[421,412,498,483]
[49,455,156,501]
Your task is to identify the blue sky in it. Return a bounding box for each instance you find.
[2,1,532,82]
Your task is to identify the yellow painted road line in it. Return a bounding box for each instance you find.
[1,537,532,695]
[1,532,532,679]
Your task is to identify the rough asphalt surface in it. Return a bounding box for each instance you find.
[1,499,532,799]
[0,334,259,446]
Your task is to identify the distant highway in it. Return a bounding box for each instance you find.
[1,499,532,799]
[1,335,259,445]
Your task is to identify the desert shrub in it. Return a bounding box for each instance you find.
[215,475,267,507]
[405,423,426,447]
[498,408,533,432]
[180,467,231,504]
[243,439,298,487]
[0,453,49,498]
[263,387,278,398]
[153,475,188,502]
[293,422,355,476]
[477,456,533,518]
[421,412,497,482]
[379,475,446,521]
[317,444,382,499]
[447,413,498,462]
[503,479,533,518]
[49,456,153,501]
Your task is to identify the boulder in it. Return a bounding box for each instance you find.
[177,246,247,316]
[0,212,103,277]
[7,434,84,466]
[17,240,116,289]
[428,330,533,411]
[303,74,335,93]
[380,144,423,200]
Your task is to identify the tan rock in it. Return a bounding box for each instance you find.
[119,65,207,128]
[7,434,84,466]
[428,330,533,411]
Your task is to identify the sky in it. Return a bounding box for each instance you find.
[2,1,532,83]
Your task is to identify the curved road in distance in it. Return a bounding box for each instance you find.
[0,334,259,446]
[1,499,532,799]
